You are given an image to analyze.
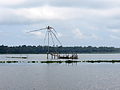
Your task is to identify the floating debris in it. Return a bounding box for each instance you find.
[6,56,28,59]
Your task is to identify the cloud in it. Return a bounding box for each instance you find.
[73,28,100,40]
[0,0,26,6]
[1,0,120,46]
[57,33,63,38]
[29,31,45,38]
[73,28,86,39]
[0,6,79,24]
[91,34,99,40]
[109,29,120,40]
[2,0,120,9]
[110,29,120,33]
[0,5,120,25]
[110,35,120,40]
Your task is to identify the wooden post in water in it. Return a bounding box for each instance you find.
[54,54,55,59]
[47,53,49,59]
[47,29,50,60]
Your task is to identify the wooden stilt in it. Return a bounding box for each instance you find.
[47,53,49,59]
[53,54,55,59]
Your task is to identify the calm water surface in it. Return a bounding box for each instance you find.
[1,54,120,61]
[0,54,120,90]
[0,63,120,90]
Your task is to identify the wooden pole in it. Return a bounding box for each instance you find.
[47,30,50,60]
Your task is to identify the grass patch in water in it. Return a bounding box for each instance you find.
[0,60,120,64]
[6,61,18,63]
[85,60,120,63]
[41,60,81,64]
[65,60,81,63]
[41,61,63,63]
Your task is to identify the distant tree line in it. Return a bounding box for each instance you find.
[0,45,120,54]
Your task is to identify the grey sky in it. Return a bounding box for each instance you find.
[0,0,120,47]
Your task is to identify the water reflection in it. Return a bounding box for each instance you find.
[0,63,120,90]
[0,54,120,90]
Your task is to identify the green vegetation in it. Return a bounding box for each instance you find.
[0,45,120,54]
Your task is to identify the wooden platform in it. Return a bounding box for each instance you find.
[50,53,78,59]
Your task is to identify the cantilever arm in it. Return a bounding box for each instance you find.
[51,30,62,46]
[49,31,55,46]
[27,28,47,33]
[50,27,57,34]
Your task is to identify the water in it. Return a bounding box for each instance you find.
[0,54,120,90]
[0,63,120,90]
[1,53,120,61]
[0,54,47,61]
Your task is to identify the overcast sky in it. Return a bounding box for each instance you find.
[0,0,120,47]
